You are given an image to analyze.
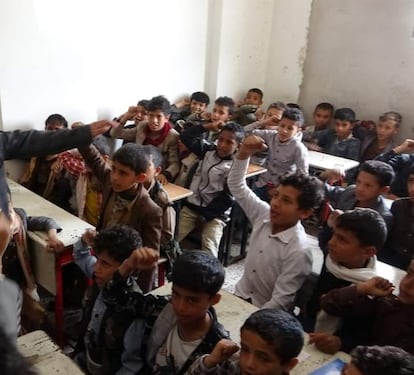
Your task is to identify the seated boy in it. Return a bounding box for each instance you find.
[145,250,229,374]
[111,95,180,184]
[73,225,159,374]
[252,107,309,202]
[177,121,244,257]
[19,113,74,211]
[344,345,414,375]
[187,309,304,375]
[114,99,149,130]
[376,138,414,198]
[383,163,414,269]
[319,260,414,355]
[305,209,387,353]
[170,91,210,128]
[78,142,162,292]
[314,108,360,183]
[232,88,264,126]
[357,111,402,162]
[302,102,334,145]
[228,135,324,309]
[318,160,394,252]
[144,145,180,268]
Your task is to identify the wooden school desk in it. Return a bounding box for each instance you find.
[17,330,83,374]
[308,150,360,171]
[151,283,350,372]
[9,179,94,345]
[163,182,193,202]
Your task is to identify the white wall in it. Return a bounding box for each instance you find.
[0,0,313,132]
[0,0,209,130]
[300,0,414,141]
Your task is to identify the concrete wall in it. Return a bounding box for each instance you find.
[300,0,414,140]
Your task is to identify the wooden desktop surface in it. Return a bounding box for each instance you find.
[17,330,83,374]
[308,150,360,171]
[163,183,193,202]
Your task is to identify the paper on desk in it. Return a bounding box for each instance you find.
[297,350,311,363]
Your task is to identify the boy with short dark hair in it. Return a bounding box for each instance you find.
[306,209,387,354]
[251,107,309,202]
[303,102,334,144]
[233,88,264,126]
[318,160,394,252]
[178,120,244,257]
[344,345,414,375]
[73,225,159,374]
[320,260,414,355]
[144,145,180,269]
[145,250,229,374]
[170,91,211,127]
[187,309,304,375]
[20,113,73,211]
[78,142,162,292]
[383,163,414,269]
[228,136,324,309]
[357,111,402,162]
[111,95,180,184]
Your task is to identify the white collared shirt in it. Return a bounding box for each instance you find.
[228,158,312,309]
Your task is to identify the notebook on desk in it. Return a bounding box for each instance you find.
[309,358,346,375]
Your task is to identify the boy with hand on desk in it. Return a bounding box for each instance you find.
[177,119,244,257]
[228,134,324,310]
[319,260,414,355]
[187,309,304,375]
[78,142,162,292]
[72,225,159,374]
[251,107,308,202]
[305,209,387,354]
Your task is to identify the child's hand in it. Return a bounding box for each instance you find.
[200,111,211,121]
[327,209,343,228]
[81,228,96,246]
[394,139,414,154]
[174,98,190,109]
[239,135,268,158]
[203,339,239,368]
[309,333,341,354]
[308,142,322,151]
[46,235,65,253]
[205,120,225,132]
[156,174,169,185]
[320,168,345,184]
[90,120,120,137]
[356,277,394,297]
[255,108,265,120]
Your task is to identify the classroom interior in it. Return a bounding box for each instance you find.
[1,0,414,373]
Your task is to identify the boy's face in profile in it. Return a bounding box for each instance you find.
[190,100,207,114]
[376,119,398,142]
[408,174,414,203]
[244,91,262,106]
[147,109,170,133]
[398,260,414,304]
[334,120,353,140]
[216,130,239,158]
[211,104,231,123]
[110,160,142,192]
[171,285,220,325]
[313,109,332,130]
[277,118,299,143]
[355,171,387,204]
[239,328,297,375]
[269,185,312,233]
[93,251,121,287]
[328,226,375,268]
[133,105,148,124]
